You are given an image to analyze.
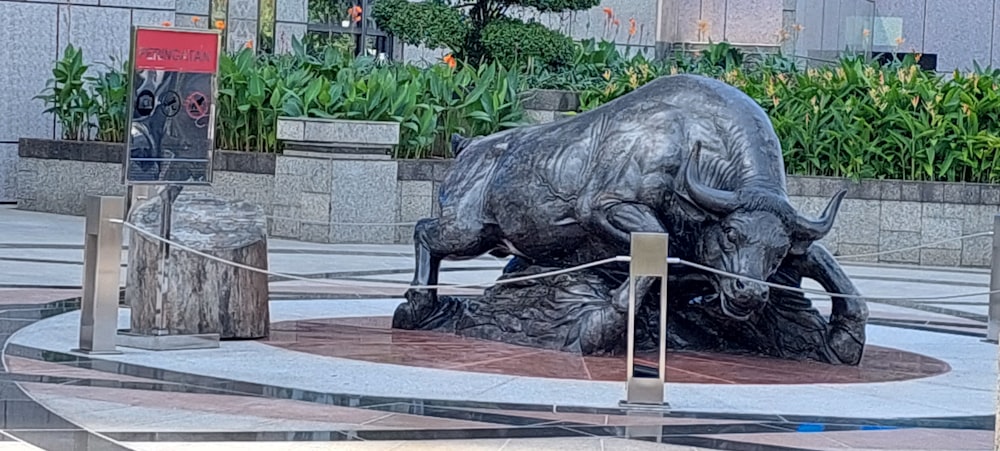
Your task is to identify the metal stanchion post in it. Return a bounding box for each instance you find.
[620,232,670,409]
[74,195,125,354]
[987,215,1000,343]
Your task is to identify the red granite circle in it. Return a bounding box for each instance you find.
[262,316,951,385]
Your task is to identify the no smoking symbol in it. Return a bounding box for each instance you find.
[184,92,209,120]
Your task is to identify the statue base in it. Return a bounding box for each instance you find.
[392,262,862,365]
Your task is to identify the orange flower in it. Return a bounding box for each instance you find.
[628,18,636,36]
[443,54,456,69]
[602,7,613,19]
[246,40,253,49]
[215,19,226,30]
[161,21,172,27]
[191,16,201,24]
[349,5,363,23]
[613,18,620,26]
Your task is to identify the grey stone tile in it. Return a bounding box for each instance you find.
[793,0,822,54]
[276,0,307,23]
[878,231,921,264]
[176,0,210,15]
[299,193,331,222]
[175,14,210,28]
[274,22,307,54]
[981,186,1000,205]
[270,218,299,239]
[226,18,258,53]
[784,176,802,196]
[698,0,725,43]
[924,0,992,72]
[919,183,944,203]
[228,0,259,20]
[275,155,307,176]
[836,243,878,263]
[17,159,124,215]
[961,235,993,268]
[302,119,401,147]
[920,217,964,250]
[0,2,58,142]
[869,0,925,52]
[818,0,842,50]
[900,182,921,202]
[328,160,399,244]
[301,159,331,194]
[132,8,175,28]
[300,223,330,243]
[58,5,132,70]
[0,144,16,202]
[100,0,174,9]
[961,205,1000,234]
[880,201,921,232]
[920,248,962,267]
[400,181,433,198]
[879,181,901,200]
[942,183,981,205]
[834,199,880,245]
[725,0,783,45]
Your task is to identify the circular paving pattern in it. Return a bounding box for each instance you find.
[263,316,951,385]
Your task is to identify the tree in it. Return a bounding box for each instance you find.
[372,0,600,68]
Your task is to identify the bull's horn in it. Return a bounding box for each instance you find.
[684,141,739,215]
[794,189,848,241]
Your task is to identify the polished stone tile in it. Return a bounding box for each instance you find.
[264,316,952,385]
[0,2,58,142]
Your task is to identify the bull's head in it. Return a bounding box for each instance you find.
[682,142,846,320]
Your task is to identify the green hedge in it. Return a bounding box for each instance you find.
[35,38,1000,183]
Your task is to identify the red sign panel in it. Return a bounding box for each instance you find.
[134,28,220,73]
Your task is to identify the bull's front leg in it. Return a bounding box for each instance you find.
[784,243,869,365]
[587,200,670,313]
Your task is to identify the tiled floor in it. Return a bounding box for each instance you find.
[0,205,998,450]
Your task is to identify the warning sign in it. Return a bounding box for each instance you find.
[123,26,221,186]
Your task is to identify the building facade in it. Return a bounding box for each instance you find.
[0,0,997,202]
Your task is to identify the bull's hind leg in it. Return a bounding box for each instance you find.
[394,217,499,329]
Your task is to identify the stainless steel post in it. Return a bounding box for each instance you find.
[75,195,125,354]
[621,232,670,408]
[987,215,1000,343]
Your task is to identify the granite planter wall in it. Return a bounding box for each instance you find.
[15,138,276,219]
[14,141,1000,268]
[520,89,580,124]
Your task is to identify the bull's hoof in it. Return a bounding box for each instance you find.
[392,289,437,329]
[826,322,866,365]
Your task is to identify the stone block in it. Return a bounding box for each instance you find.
[0,2,58,142]
[519,90,580,112]
[961,236,993,268]
[962,205,1000,234]
[921,202,964,219]
[226,18,257,52]
[920,217,964,250]
[920,248,962,267]
[270,217,299,239]
[784,176,802,196]
[276,0,307,22]
[275,22,307,54]
[724,0,783,45]
[834,199,880,245]
[176,14,210,28]
[208,171,275,215]
[297,118,401,147]
[275,155,307,176]
[981,186,1000,205]
[300,158,332,194]
[228,0,259,20]
[836,244,878,263]
[0,144,16,203]
[879,201,921,232]
[300,222,331,243]
[919,183,944,203]
[16,159,123,215]
[58,5,132,76]
[397,160,435,181]
[276,118,305,142]
[879,181,902,201]
[525,109,557,124]
[924,0,992,72]
[299,192,331,222]
[329,159,398,244]
[900,182,921,201]
[400,180,433,198]
[698,0,726,43]
[100,0,175,9]
[943,183,981,204]
[878,231,921,264]
[176,0,210,15]
[132,9,176,28]
[795,176,822,196]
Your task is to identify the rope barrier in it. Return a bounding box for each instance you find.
[111,218,1000,303]
[264,215,993,261]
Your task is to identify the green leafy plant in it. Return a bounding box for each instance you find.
[87,58,129,143]
[36,44,96,141]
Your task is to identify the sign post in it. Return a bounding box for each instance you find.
[119,26,221,347]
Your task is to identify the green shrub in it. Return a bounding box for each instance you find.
[481,18,575,69]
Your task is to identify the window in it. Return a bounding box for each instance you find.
[306,0,396,59]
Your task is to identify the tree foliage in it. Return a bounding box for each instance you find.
[372,0,599,67]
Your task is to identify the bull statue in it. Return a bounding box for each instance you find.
[394,73,868,366]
